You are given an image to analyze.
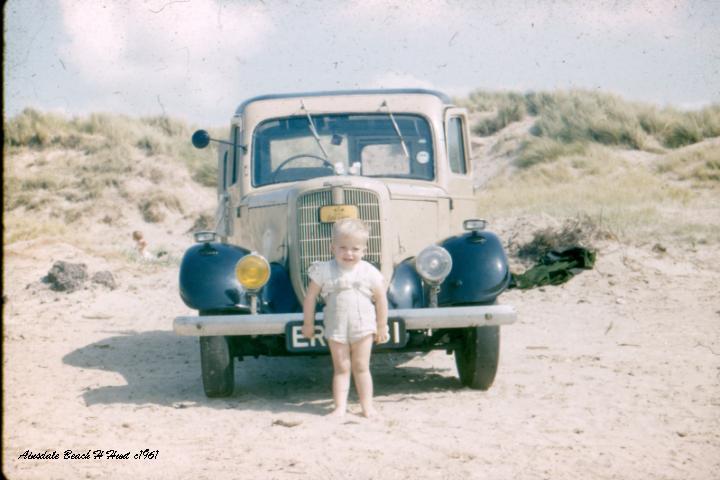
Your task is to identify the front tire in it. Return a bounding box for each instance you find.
[454,326,500,390]
[200,336,235,397]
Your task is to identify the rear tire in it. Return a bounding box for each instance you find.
[454,326,500,390]
[200,336,235,397]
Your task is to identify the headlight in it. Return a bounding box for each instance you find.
[415,245,452,284]
[235,254,270,291]
[463,219,487,232]
[193,231,217,243]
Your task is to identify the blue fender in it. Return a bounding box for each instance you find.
[438,231,511,305]
[179,242,250,312]
[259,263,301,313]
[179,242,301,314]
[388,259,425,309]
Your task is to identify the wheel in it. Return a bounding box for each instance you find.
[271,154,334,181]
[199,336,235,397]
[454,326,500,390]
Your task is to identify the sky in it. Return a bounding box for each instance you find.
[4,0,720,126]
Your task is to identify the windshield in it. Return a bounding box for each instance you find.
[251,113,434,186]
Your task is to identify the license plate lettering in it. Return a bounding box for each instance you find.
[285,318,407,352]
[289,324,327,349]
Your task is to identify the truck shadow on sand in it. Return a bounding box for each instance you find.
[63,330,463,414]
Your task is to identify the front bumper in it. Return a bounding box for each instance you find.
[173,304,517,337]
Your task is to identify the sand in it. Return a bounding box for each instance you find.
[3,215,719,479]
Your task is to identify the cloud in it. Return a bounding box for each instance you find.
[366,73,472,100]
[58,0,273,117]
[575,1,687,30]
[368,72,438,90]
[344,0,688,36]
[510,0,688,35]
[340,0,465,29]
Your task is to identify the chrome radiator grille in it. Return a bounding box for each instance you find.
[297,188,382,290]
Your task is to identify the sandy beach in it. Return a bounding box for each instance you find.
[4,220,719,479]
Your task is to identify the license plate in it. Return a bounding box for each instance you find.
[285,318,407,352]
[319,204,358,223]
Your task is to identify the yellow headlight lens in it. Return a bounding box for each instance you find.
[235,254,270,291]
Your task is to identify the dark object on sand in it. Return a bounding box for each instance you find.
[44,261,88,292]
[92,271,118,290]
[510,247,596,289]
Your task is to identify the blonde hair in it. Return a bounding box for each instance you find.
[332,218,370,244]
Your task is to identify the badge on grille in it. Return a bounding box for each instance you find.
[319,205,359,223]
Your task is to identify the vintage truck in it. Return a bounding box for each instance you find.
[174,89,517,397]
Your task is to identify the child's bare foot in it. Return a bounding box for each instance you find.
[327,407,346,418]
[360,406,378,418]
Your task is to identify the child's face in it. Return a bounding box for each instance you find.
[332,233,366,269]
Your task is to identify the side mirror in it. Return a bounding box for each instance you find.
[191,129,247,153]
[192,130,211,149]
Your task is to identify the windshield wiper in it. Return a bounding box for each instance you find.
[381,100,410,159]
[300,100,330,161]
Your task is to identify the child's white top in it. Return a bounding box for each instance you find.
[308,259,384,344]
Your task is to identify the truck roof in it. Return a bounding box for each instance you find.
[234,88,453,116]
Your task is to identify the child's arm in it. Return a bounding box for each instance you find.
[373,283,389,344]
[302,280,322,339]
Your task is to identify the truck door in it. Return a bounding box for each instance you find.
[444,108,476,232]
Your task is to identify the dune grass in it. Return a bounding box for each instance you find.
[3,215,69,244]
[528,92,648,149]
[656,141,720,184]
[463,91,528,136]
[3,109,225,243]
[139,192,185,223]
[474,144,717,244]
[514,138,587,169]
[463,89,720,157]
[463,90,719,245]
[4,108,223,187]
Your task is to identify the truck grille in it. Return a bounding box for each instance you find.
[297,188,382,289]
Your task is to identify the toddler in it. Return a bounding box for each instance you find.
[302,218,388,417]
[132,230,153,260]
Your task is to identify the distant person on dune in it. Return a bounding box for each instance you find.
[132,230,153,260]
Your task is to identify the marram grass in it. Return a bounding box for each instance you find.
[475,147,706,243]
[463,89,720,154]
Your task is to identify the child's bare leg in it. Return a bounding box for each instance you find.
[350,335,376,417]
[328,339,351,416]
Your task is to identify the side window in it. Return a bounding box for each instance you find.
[447,117,467,174]
[221,150,229,190]
[231,127,240,185]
